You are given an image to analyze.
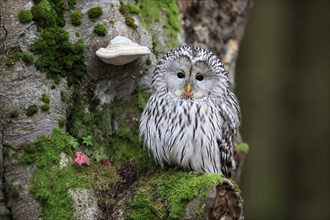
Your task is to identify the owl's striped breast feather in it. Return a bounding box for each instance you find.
[139,91,239,177]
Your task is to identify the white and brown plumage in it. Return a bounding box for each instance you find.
[139,45,241,177]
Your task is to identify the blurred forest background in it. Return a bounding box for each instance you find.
[236,0,329,219]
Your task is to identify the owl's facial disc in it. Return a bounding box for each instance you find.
[164,56,218,99]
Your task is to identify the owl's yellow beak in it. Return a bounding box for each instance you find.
[183,83,192,97]
[186,83,191,94]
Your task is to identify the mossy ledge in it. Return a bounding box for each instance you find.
[126,169,224,219]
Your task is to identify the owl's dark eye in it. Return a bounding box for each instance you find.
[177,72,185,79]
[196,75,204,81]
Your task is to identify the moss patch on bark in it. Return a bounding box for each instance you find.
[137,0,180,49]
[126,169,224,219]
[20,129,91,219]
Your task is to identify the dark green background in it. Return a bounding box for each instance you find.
[236,1,329,219]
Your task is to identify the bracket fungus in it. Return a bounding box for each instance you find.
[96,36,151,65]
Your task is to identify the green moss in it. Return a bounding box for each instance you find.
[30,0,67,27]
[49,0,66,27]
[21,53,35,65]
[40,103,50,111]
[67,91,151,168]
[5,182,20,198]
[75,31,80,37]
[125,16,137,30]
[5,51,22,67]
[65,90,156,214]
[31,166,89,219]
[151,36,158,56]
[54,75,61,85]
[5,51,34,67]
[93,24,107,36]
[107,94,151,167]
[120,1,140,15]
[127,185,165,219]
[22,126,119,218]
[18,10,33,24]
[84,162,121,210]
[58,118,66,127]
[9,110,20,118]
[26,105,38,117]
[3,146,11,157]
[60,90,69,102]
[20,129,91,219]
[127,169,224,219]
[41,93,50,104]
[145,57,152,65]
[31,0,57,28]
[67,0,77,9]
[137,90,150,110]
[119,1,138,30]
[29,0,86,86]
[126,3,140,14]
[23,143,37,155]
[40,94,50,111]
[137,0,180,48]
[67,99,114,163]
[31,27,86,86]
[156,171,223,218]
[71,10,82,26]
[119,1,128,15]
[88,6,103,21]
[235,142,249,153]
[88,163,121,192]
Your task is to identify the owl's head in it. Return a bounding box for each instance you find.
[152,45,230,100]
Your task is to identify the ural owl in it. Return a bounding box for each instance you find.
[139,45,241,177]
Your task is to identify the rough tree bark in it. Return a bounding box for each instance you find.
[0,0,252,219]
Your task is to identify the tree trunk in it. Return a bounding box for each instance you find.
[0,0,252,219]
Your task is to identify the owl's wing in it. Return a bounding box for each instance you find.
[218,93,241,177]
[217,124,235,178]
[219,96,241,135]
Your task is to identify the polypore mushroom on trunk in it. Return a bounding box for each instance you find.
[96,36,151,65]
